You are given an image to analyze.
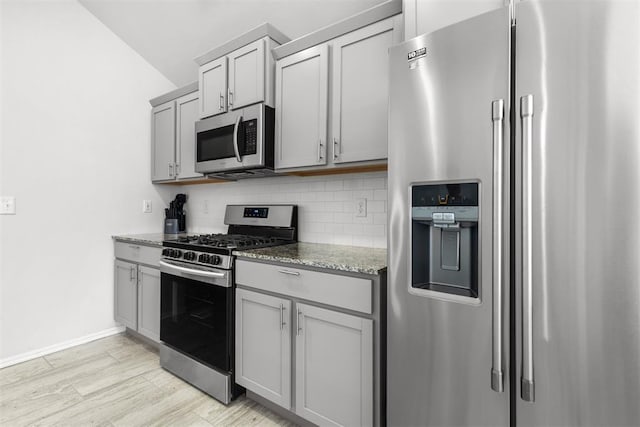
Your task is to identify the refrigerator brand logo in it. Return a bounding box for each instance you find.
[408,47,427,61]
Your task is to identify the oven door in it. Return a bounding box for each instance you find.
[195,103,266,173]
[159,260,233,373]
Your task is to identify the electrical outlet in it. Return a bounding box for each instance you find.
[143,200,152,213]
[0,197,16,215]
[203,199,209,214]
[356,198,367,217]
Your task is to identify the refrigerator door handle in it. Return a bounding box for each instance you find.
[521,94,535,402]
[491,99,505,393]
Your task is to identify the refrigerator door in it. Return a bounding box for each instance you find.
[388,7,510,427]
[515,1,640,426]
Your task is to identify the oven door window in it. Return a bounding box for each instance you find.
[160,273,232,372]
[197,123,245,162]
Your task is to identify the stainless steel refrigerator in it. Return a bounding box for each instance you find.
[387,1,640,426]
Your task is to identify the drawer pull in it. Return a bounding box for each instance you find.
[278,269,300,276]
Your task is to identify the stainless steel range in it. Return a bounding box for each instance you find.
[158,204,297,404]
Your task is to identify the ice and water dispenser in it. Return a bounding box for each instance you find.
[411,183,479,298]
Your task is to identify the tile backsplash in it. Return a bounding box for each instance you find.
[180,171,387,248]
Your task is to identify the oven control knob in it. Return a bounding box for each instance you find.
[184,251,196,261]
[171,250,182,258]
[210,256,221,265]
[198,254,210,263]
[162,248,171,256]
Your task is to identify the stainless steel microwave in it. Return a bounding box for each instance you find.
[195,104,275,179]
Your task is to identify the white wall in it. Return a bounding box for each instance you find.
[176,172,388,248]
[0,0,175,364]
[404,0,506,39]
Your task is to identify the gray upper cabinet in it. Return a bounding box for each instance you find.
[274,10,402,172]
[151,101,176,182]
[175,91,201,179]
[275,44,329,169]
[150,83,202,183]
[295,303,373,427]
[331,18,395,164]
[228,39,266,111]
[199,57,227,119]
[195,25,290,120]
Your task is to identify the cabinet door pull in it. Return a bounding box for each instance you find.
[297,308,303,336]
[129,266,136,281]
[168,163,174,177]
[175,163,180,176]
[278,269,300,276]
[219,92,224,110]
[318,139,324,162]
[333,137,339,160]
[228,88,233,107]
[280,304,286,330]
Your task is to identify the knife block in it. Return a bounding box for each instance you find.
[164,218,179,234]
[178,213,186,232]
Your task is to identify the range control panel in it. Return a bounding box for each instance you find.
[243,207,269,218]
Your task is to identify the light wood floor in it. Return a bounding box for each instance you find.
[0,333,296,426]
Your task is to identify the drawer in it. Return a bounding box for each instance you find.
[114,241,162,266]
[235,259,372,314]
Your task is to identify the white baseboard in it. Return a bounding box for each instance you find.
[0,326,126,369]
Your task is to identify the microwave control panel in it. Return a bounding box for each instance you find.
[243,120,258,155]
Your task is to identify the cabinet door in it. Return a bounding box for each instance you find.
[199,56,227,118]
[175,91,202,180]
[236,288,292,408]
[331,18,395,164]
[150,101,175,182]
[114,260,137,330]
[275,44,329,169]
[295,303,373,427]
[228,39,265,110]
[137,265,160,342]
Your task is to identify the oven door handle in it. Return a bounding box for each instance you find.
[233,115,243,163]
[159,260,226,278]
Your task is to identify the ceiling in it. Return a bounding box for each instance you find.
[79,0,388,87]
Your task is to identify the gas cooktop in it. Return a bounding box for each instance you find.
[176,233,284,249]
[161,204,297,269]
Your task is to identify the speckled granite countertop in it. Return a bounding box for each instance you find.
[234,242,387,275]
[112,233,184,247]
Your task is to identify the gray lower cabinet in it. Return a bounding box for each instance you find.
[114,259,138,330]
[295,303,373,427]
[235,259,382,427]
[137,265,161,342]
[113,241,161,343]
[236,289,292,407]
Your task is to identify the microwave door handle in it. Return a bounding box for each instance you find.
[233,115,243,162]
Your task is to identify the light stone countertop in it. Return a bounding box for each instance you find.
[112,233,184,247]
[234,242,387,275]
